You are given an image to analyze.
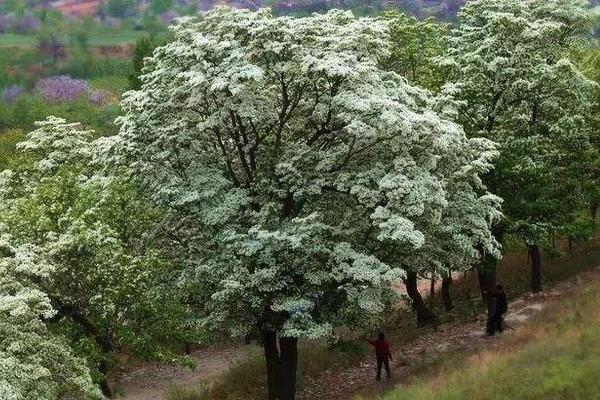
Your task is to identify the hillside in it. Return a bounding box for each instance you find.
[377,267,600,400]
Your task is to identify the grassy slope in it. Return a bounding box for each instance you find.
[379,271,600,400]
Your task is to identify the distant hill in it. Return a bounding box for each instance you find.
[39,0,467,20]
[199,0,467,19]
[23,0,600,22]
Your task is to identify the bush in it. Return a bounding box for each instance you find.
[2,85,24,103]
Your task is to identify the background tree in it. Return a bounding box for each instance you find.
[150,0,174,16]
[380,10,448,90]
[109,8,499,399]
[0,117,198,398]
[442,0,597,297]
[106,0,134,18]
[129,36,162,90]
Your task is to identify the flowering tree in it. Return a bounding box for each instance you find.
[109,8,499,399]
[90,89,112,106]
[36,75,88,103]
[0,117,198,398]
[443,0,597,296]
[0,238,102,400]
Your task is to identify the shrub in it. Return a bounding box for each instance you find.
[2,85,24,103]
[90,89,111,106]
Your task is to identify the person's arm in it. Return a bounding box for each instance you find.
[386,343,393,361]
[365,337,375,345]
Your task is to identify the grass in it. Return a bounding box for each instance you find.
[377,273,600,400]
[0,31,146,49]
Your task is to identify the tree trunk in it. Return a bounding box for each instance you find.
[279,337,298,400]
[568,236,574,253]
[529,244,542,293]
[98,359,112,398]
[441,274,453,311]
[478,255,497,336]
[404,271,437,327]
[478,225,504,335]
[591,201,599,234]
[262,330,299,400]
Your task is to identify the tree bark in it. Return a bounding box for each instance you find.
[568,236,574,253]
[441,274,454,311]
[477,225,504,335]
[279,337,298,400]
[262,330,299,400]
[98,359,112,398]
[529,244,542,293]
[429,275,436,299]
[49,300,115,398]
[591,201,599,234]
[478,254,497,336]
[404,271,437,327]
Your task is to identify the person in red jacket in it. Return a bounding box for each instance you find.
[366,332,392,381]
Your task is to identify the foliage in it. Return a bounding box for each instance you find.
[129,35,162,90]
[380,10,448,90]
[89,89,111,106]
[0,117,199,394]
[151,0,175,16]
[2,84,23,103]
[107,0,136,18]
[0,239,103,400]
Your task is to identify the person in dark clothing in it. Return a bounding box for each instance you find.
[491,284,508,335]
[366,332,392,381]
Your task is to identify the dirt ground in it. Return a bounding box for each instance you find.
[299,266,600,400]
[117,344,256,399]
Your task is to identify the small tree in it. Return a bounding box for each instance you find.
[0,117,198,398]
[109,9,500,399]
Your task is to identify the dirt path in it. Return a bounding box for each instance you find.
[117,344,256,400]
[116,266,599,400]
[297,266,600,400]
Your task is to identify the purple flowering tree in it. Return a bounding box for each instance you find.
[0,15,15,33]
[2,85,24,103]
[15,14,40,34]
[36,76,88,103]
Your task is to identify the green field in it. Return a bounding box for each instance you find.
[0,31,147,48]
